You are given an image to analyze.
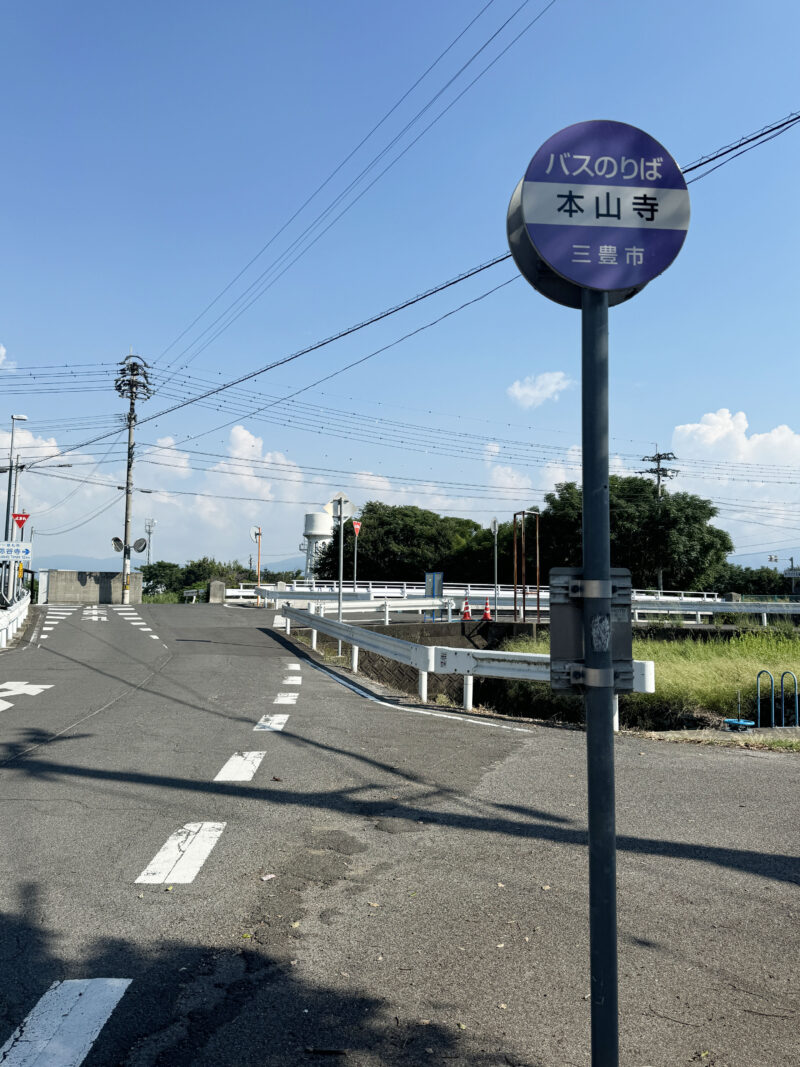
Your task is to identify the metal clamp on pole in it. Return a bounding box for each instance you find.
[568,578,613,600]
[570,666,616,688]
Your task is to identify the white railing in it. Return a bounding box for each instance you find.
[278,605,655,727]
[285,579,723,603]
[0,592,31,649]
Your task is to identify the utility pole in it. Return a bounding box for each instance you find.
[144,518,156,566]
[115,354,153,605]
[638,445,679,592]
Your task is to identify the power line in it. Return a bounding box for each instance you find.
[154,0,560,379]
[23,109,800,478]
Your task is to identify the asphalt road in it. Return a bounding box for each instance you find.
[0,602,797,1066]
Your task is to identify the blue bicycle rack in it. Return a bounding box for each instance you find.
[780,671,798,727]
[756,670,775,728]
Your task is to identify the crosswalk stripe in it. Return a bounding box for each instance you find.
[0,977,131,1066]
[135,822,226,884]
[213,751,266,782]
[254,714,289,731]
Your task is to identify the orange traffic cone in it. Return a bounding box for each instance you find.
[461,597,473,621]
[482,597,492,621]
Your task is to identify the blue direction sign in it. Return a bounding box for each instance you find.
[519,120,690,292]
[0,542,32,562]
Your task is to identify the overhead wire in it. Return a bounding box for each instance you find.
[153,0,503,368]
[155,0,560,379]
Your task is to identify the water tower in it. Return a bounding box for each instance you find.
[301,511,334,578]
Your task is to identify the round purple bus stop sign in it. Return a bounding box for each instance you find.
[519,120,690,293]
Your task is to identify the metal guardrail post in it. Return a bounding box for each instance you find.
[463,675,473,710]
[418,671,428,702]
[351,645,359,674]
[384,601,390,625]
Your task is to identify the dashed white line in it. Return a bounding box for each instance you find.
[282,676,302,685]
[273,693,298,705]
[0,977,131,1066]
[213,751,266,782]
[150,635,160,640]
[254,713,289,731]
[135,822,226,884]
[286,664,301,671]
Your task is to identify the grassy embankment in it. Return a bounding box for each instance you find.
[488,629,800,747]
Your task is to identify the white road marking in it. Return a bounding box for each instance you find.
[40,635,48,639]
[135,822,226,884]
[273,693,298,705]
[282,676,302,685]
[213,751,266,782]
[254,713,289,731]
[42,627,55,632]
[150,634,160,639]
[0,977,131,1066]
[273,614,286,629]
[0,682,54,697]
[286,664,301,671]
[308,661,537,734]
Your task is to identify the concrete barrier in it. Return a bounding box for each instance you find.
[41,570,142,605]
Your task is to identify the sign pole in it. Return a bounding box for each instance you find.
[353,525,358,593]
[256,526,262,607]
[337,500,344,656]
[581,287,618,1066]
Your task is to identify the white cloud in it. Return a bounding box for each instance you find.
[0,344,17,372]
[673,409,800,558]
[146,436,192,479]
[674,409,800,466]
[507,371,574,409]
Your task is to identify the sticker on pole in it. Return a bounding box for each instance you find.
[519,120,690,292]
[352,520,361,537]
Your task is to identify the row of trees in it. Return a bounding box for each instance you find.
[314,480,793,595]
[138,557,301,596]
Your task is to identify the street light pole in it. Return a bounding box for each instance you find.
[491,518,498,619]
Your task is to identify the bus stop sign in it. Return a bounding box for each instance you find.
[519,120,690,293]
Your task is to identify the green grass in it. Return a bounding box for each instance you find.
[143,591,182,603]
[496,630,800,730]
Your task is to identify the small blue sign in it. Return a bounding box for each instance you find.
[520,120,690,291]
[0,542,32,561]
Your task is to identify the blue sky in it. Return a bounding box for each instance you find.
[2,1,799,577]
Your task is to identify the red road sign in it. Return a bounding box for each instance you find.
[12,513,29,530]
[352,520,361,537]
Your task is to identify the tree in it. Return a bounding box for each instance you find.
[139,560,184,595]
[313,502,483,581]
[538,478,733,589]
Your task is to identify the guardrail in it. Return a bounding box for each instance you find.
[235,584,800,626]
[0,592,31,649]
[284,579,722,603]
[278,605,654,730]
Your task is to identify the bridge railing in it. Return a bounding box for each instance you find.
[0,591,31,649]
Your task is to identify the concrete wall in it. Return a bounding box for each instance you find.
[42,570,143,605]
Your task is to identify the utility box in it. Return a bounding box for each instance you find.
[549,567,633,692]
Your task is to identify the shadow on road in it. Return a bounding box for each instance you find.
[0,882,543,1066]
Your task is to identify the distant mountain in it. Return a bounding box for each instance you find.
[261,556,305,574]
